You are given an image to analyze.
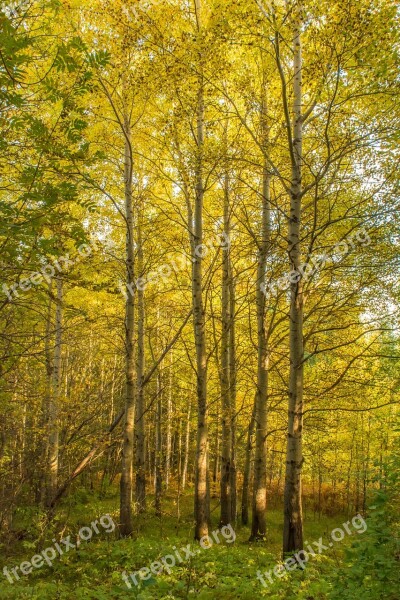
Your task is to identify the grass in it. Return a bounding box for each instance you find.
[0,487,359,599]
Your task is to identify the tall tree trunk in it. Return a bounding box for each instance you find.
[135,205,146,513]
[193,0,209,540]
[165,351,173,489]
[46,277,63,507]
[213,402,219,484]
[182,393,192,490]
[283,2,304,555]
[362,415,371,514]
[242,397,256,525]
[177,416,182,520]
[250,77,271,540]
[21,399,27,480]
[120,113,136,537]
[40,289,53,505]
[220,150,232,526]
[155,368,162,517]
[101,354,118,493]
[229,270,237,524]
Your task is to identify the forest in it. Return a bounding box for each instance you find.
[0,0,399,598]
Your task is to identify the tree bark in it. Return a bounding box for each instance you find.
[229,270,237,524]
[165,350,173,489]
[154,369,162,517]
[40,288,53,505]
[220,149,232,526]
[182,393,192,490]
[135,204,146,513]
[193,0,209,540]
[120,113,136,537]
[250,77,271,540]
[46,277,63,507]
[242,397,256,525]
[283,1,305,555]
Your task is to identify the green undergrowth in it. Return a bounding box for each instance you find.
[0,485,398,599]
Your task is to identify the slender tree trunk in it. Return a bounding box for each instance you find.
[213,403,220,484]
[120,113,136,537]
[229,270,237,524]
[21,400,27,480]
[192,0,209,541]
[135,206,146,513]
[154,309,163,514]
[155,369,162,516]
[283,2,305,555]
[346,431,356,518]
[220,152,232,526]
[101,354,118,492]
[46,277,63,507]
[165,351,173,489]
[250,78,271,540]
[177,417,182,520]
[41,289,53,505]
[242,398,256,525]
[182,394,192,490]
[362,415,371,514]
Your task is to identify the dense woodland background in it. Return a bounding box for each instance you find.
[0,0,399,598]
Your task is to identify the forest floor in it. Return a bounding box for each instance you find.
[0,486,370,600]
